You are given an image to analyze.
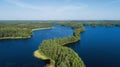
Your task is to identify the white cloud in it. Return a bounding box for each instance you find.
[4,0,88,12]
[4,0,53,10]
[3,0,89,20]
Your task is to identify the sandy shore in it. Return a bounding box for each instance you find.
[0,36,31,40]
[34,50,48,60]
[34,50,55,67]
[32,27,52,31]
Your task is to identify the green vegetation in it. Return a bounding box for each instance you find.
[0,28,32,39]
[82,22,120,27]
[38,40,85,67]
[0,23,52,39]
[35,23,86,67]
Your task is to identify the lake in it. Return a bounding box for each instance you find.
[0,25,120,67]
[70,26,120,67]
[0,26,73,67]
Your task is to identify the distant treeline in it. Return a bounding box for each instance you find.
[50,21,120,27]
[36,23,86,67]
[81,22,120,27]
[0,21,120,38]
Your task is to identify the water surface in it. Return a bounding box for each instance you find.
[70,26,120,67]
[1,25,120,67]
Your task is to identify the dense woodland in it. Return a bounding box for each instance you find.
[82,22,120,27]
[39,40,85,67]
[37,23,86,67]
[51,20,120,27]
[0,23,52,38]
[0,28,32,38]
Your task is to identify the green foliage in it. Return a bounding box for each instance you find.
[39,40,85,67]
[0,27,32,38]
[0,23,52,38]
[82,22,120,27]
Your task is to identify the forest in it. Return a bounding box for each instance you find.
[0,28,32,38]
[0,22,52,39]
[82,22,120,27]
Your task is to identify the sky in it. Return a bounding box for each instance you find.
[0,0,120,20]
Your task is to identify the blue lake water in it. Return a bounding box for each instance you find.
[70,26,120,67]
[1,25,120,67]
[0,26,73,67]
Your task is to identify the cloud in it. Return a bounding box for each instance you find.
[4,0,88,12]
[4,0,53,10]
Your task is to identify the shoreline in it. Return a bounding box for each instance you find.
[34,50,48,60]
[0,27,52,40]
[0,36,31,40]
[32,27,52,31]
[34,50,55,67]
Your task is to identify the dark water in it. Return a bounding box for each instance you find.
[0,26,73,67]
[1,25,120,67]
[70,26,120,67]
